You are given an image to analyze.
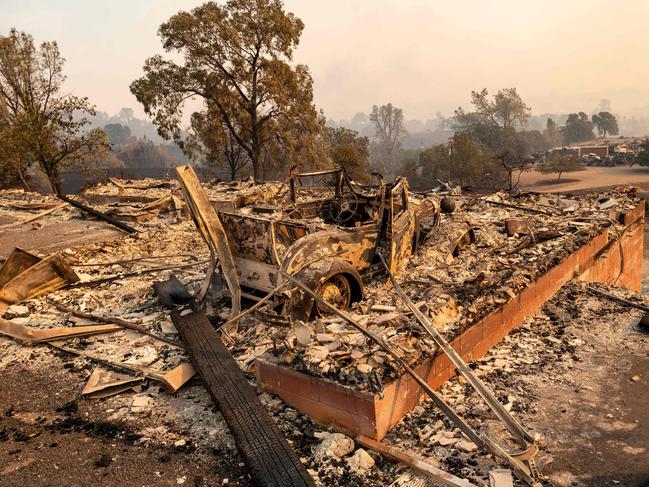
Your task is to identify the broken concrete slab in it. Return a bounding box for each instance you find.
[489,469,514,487]
[313,432,355,460]
[346,448,375,474]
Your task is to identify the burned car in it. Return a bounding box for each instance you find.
[199,168,450,320]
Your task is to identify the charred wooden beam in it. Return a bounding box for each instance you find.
[171,305,315,487]
[57,194,138,233]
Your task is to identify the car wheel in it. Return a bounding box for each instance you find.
[315,273,352,315]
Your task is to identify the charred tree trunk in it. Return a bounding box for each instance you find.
[17,167,30,192]
[44,165,63,196]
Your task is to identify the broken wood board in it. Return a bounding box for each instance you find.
[0,317,120,343]
[389,470,465,487]
[49,342,196,394]
[104,195,183,223]
[176,165,241,327]
[0,248,41,289]
[0,252,79,312]
[357,434,476,487]
[82,367,146,399]
[171,308,315,487]
[108,177,173,190]
[0,203,67,228]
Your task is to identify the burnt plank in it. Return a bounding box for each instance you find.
[171,309,315,487]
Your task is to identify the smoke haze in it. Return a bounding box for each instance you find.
[2,0,648,121]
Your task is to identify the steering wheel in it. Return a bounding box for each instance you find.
[329,190,359,224]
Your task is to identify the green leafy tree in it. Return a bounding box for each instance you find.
[130,0,322,182]
[538,153,584,181]
[186,108,250,180]
[518,129,550,154]
[449,133,493,186]
[592,111,619,138]
[418,144,450,185]
[454,88,531,190]
[636,138,649,167]
[115,138,175,169]
[324,127,369,182]
[0,98,30,189]
[543,118,562,148]
[104,123,133,146]
[0,29,108,194]
[562,112,594,144]
[369,103,406,176]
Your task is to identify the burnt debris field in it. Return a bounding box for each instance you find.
[1,171,648,486]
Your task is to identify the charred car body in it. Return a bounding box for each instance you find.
[208,168,449,320]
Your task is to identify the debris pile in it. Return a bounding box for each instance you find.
[232,189,641,390]
[0,174,645,486]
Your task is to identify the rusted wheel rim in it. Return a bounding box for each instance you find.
[316,274,352,314]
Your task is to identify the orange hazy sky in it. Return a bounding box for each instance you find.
[2,0,648,120]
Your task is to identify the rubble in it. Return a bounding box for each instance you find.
[0,175,646,486]
[237,189,641,392]
[313,432,355,460]
[346,448,375,474]
[489,469,514,487]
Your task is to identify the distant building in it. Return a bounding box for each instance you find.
[573,145,609,158]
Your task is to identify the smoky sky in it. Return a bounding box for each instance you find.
[2,0,648,121]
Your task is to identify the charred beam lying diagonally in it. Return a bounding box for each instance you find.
[170,301,315,487]
[219,282,288,332]
[483,198,554,216]
[356,434,477,487]
[67,260,209,288]
[587,284,649,313]
[52,301,180,347]
[282,270,542,486]
[57,193,138,233]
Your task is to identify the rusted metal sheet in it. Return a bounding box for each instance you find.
[281,226,379,275]
[220,212,278,265]
[176,165,241,326]
[388,178,414,273]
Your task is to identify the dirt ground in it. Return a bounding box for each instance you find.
[521,285,649,485]
[520,165,649,193]
[0,364,248,486]
[0,219,120,259]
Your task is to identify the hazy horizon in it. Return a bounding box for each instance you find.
[2,0,649,123]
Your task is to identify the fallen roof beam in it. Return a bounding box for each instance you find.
[170,307,315,487]
[57,193,138,234]
[356,434,476,487]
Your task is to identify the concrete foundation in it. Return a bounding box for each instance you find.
[256,202,645,440]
